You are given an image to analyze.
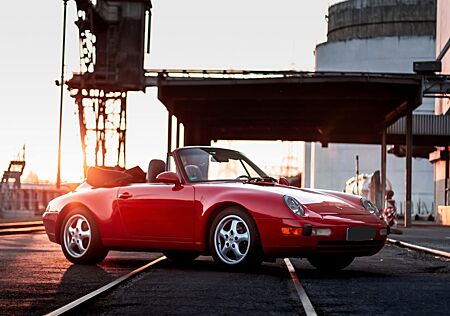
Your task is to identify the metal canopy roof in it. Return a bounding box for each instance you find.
[155,71,423,146]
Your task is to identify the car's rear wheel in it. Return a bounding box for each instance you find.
[61,209,108,264]
[209,207,262,269]
[307,255,354,271]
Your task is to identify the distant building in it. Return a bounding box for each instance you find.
[0,151,71,219]
[310,0,436,216]
[430,0,450,222]
[436,0,450,115]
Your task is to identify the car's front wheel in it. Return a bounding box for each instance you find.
[209,207,262,269]
[307,255,354,271]
[61,209,108,264]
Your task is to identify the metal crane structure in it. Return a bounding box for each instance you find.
[67,0,152,173]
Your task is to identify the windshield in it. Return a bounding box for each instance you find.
[177,148,269,182]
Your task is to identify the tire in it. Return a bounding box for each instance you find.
[209,207,262,269]
[163,251,199,263]
[60,209,109,264]
[307,255,354,271]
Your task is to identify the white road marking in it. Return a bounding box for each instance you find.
[388,238,450,259]
[45,255,167,316]
[284,258,318,316]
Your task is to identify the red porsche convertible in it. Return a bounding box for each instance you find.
[43,147,388,270]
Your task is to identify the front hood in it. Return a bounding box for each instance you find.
[199,181,370,216]
[242,183,368,216]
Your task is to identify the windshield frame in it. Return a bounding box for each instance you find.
[173,147,269,183]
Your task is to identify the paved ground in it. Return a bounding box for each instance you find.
[293,244,450,315]
[67,244,450,316]
[2,193,449,314]
[1,232,449,315]
[0,232,160,315]
[390,222,450,253]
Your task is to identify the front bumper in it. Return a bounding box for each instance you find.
[42,211,59,243]
[256,217,387,258]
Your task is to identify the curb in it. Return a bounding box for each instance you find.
[387,238,450,259]
[0,227,45,235]
[0,221,43,229]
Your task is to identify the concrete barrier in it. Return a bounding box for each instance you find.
[436,206,450,225]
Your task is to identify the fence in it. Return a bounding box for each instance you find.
[0,184,70,218]
[397,199,436,220]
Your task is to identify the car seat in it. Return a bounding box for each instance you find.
[147,159,166,183]
[185,165,203,181]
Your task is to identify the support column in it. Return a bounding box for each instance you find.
[176,120,180,149]
[405,110,413,227]
[310,142,316,189]
[302,142,311,188]
[167,111,172,154]
[381,126,387,210]
[445,146,449,206]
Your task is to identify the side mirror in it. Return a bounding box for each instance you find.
[155,171,181,187]
[278,177,290,186]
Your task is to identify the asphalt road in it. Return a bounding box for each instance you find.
[291,245,450,315]
[0,233,449,315]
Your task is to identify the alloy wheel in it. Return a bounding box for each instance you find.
[214,214,251,264]
[63,214,92,258]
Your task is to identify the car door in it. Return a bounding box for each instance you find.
[117,183,195,242]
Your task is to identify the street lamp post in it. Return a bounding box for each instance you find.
[56,0,69,188]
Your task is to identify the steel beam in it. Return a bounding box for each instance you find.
[176,119,180,149]
[422,75,450,98]
[56,0,69,188]
[405,110,413,227]
[381,126,387,211]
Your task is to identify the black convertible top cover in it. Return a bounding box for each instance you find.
[86,166,146,188]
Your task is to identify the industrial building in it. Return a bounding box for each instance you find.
[310,0,438,217]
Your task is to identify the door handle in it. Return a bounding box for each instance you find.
[118,192,133,199]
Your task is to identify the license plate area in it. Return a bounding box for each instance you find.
[346,226,376,241]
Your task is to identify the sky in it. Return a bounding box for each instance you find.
[0,0,331,183]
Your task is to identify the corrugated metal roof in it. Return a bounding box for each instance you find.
[388,114,450,136]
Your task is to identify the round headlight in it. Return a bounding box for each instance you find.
[283,195,305,216]
[360,197,380,216]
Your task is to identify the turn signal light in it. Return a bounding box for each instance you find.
[281,227,302,236]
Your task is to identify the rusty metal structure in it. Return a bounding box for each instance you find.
[68,0,152,172]
[1,147,26,190]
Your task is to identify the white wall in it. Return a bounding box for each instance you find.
[316,36,436,113]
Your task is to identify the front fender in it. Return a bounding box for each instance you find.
[192,185,296,252]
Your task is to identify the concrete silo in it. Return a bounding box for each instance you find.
[310,0,436,216]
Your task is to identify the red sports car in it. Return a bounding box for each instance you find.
[43,147,388,270]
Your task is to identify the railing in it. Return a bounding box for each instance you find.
[397,200,435,220]
[0,185,70,218]
[144,69,424,86]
